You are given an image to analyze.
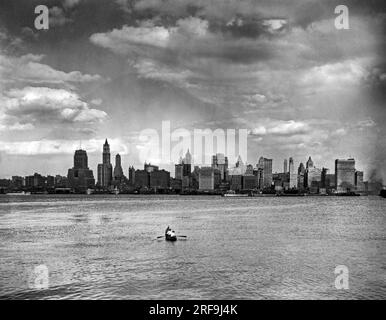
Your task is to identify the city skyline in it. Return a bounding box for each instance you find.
[0,1,385,182]
[0,138,371,181]
[1,138,374,196]
[1,138,368,182]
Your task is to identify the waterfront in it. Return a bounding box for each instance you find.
[0,195,385,299]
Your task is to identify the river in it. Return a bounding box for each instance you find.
[0,195,385,299]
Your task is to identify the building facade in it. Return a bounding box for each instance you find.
[258,157,273,189]
[150,170,170,190]
[212,153,228,181]
[335,158,356,193]
[113,154,124,181]
[199,167,214,190]
[288,157,297,189]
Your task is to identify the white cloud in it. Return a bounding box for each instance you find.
[250,126,267,135]
[90,16,210,53]
[130,58,194,87]
[300,59,370,88]
[250,120,310,137]
[0,53,102,85]
[268,120,310,135]
[2,87,107,125]
[262,19,288,32]
[90,25,171,52]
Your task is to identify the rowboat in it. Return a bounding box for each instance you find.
[165,233,177,241]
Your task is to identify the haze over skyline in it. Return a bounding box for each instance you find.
[0,0,385,180]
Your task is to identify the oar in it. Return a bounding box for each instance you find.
[156,235,164,239]
[177,235,187,238]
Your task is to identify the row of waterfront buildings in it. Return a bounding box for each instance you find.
[0,139,381,195]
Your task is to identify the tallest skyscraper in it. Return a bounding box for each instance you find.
[103,139,111,164]
[97,139,113,188]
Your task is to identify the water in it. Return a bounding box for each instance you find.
[0,195,385,300]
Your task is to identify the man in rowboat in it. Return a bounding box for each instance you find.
[165,226,176,239]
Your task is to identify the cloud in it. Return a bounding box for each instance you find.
[262,19,288,33]
[0,111,35,131]
[0,138,128,156]
[63,0,82,9]
[176,16,209,38]
[48,1,84,26]
[249,120,310,137]
[130,58,195,87]
[268,120,310,136]
[90,24,171,52]
[90,16,209,53]
[247,94,267,103]
[1,87,107,127]
[0,53,103,85]
[300,59,370,88]
[49,6,71,27]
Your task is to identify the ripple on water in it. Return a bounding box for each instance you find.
[0,195,385,299]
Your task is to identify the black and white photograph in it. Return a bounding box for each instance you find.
[0,0,385,305]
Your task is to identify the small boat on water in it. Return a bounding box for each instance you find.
[222,190,249,197]
[165,233,177,241]
[165,226,177,241]
[6,191,31,196]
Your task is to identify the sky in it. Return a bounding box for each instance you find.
[0,0,385,180]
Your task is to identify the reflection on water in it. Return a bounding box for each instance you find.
[0,195,385,299]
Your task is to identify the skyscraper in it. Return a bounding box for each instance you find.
[114,154,124,181]
[199,167,214,190]
[74,149,88,169]
[67,149,95,192]
[184,149,192,164]
[335,158,356,193]
[103,139,110,164]
[97,139,113,188]
[212,153,229,181]
[182,149,192,177]
[306,156,314,169]
[257,157,273,189]
[297,162,306,190]
[227,155,245,176]
[284,159,288,173]
[175,163,183,180]
[355,171,365,192]
[305,157,322,192]
[128,166,135,185]
[288,157,297,189]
